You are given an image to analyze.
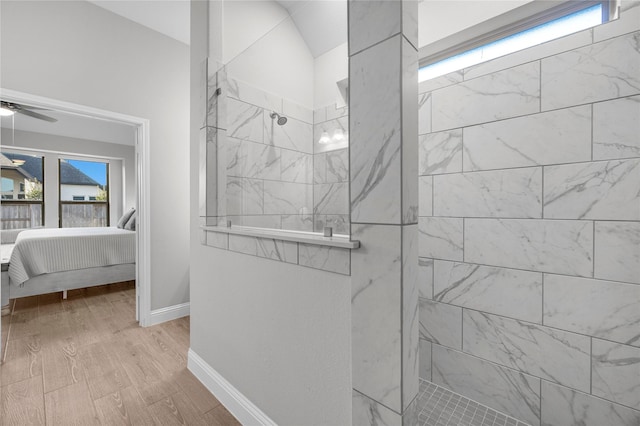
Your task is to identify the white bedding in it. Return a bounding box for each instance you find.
[8,227,135,286]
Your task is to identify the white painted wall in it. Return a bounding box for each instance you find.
[191,2,352,423]
[0,0,190,310]
[419,0,535,47]
[222,0,315,109]
[60,185,99,202]
[314,42,348,110]
[1,129,135,228]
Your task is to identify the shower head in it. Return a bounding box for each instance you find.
[270,112,288,126]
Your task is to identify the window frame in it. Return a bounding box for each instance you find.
[418,0,617,70]
[0,152,45,230]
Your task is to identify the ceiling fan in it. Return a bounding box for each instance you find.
[0,101,58,123]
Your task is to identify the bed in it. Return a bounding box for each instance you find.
[5,227,135,300]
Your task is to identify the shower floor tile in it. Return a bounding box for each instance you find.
[417,380,530,426]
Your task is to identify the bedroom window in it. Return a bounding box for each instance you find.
[59,158,109,228]
[0,152,45,230]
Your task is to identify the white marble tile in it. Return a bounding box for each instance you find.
[594,1,640,42]
[349,0,401,54]
[541,381,640,426]
[542,31,640,110]
[313,214,349,235]
[463,105,592,171]
[544,159,640,220]
[418,70,463,94]
[216,131,228,217]
[402,37,419,226]
[314,107,326,124]
[465,219,594,276]
[207,128,222,218]
[463,310,591,392]
[351,224,402,412]
[313,153,327,185]
[418,176,433,217]
[282,99,313,124]
[592,339,640,410]
[256,238,297,264]
[313,117,349,155]
[281,214,313,232]
[595,221,640,284]
[434,261,542,324]
[263,181,311,215]
[299,244,350,275]
[418,257,433,300]
[232,215,281,229]
[228,234,257,256]
[432,62,540,131]
[227,138,281,181]
[418,130,463,176]
[226,76,282,113]
[419,299,462,350]
[314,183,349,216]
[227,98,263,143]
[352,390,401,426]
[265,112,313,154]
[544,275,640,347]
[432,345,541,426]
[226,178,263,216]
[402,0,418,49]
[434,168,543,218]
[419,340,432,380]
[593,95,640,160]
[418,92,431,135]
[281,149,312,184]
[465,28,593,80]
[326,148,349,183]
[205,231,228,250]
[350,35,402,224]
[418,217,464,261]
[325,104,348,121]
[402,396,418,426]
[402,225,419,409]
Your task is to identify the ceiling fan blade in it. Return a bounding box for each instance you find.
[17,108,58,123]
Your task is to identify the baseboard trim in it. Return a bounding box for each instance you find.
[188,349,277,426]
[147,302,190,326]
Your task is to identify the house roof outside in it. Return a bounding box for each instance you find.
[1,153,101,186]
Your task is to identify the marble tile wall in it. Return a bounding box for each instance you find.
[205,71,352,234]
[203,229,351,275]
[349,1,419,423]
[419,13,640,426]
[313,104,350,235]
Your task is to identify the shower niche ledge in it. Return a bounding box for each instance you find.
[201,225,359,276]
[202,225,360,249]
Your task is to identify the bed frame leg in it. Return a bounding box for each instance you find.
[62,290,67,300]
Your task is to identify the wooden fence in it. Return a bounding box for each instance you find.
[0,203,43,229]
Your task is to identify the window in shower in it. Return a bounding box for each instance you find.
[419,1,610,82]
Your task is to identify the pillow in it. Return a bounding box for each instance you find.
[117,208,135,229]
[124,211,136,231]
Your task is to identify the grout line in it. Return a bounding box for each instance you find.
[428,92,636,135]
[412,253,637,286]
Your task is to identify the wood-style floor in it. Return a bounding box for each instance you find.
[0,282,240,426]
